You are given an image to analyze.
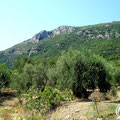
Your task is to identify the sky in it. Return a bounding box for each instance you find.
[0,0,120,51]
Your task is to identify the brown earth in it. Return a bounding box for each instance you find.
[0,89,120,120]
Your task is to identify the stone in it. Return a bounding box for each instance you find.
[52,26,78,35]
[80,116,87,120]
[76,31,83,35]
[30,30,52,43]
[65,114,71,119]
[75,109,80,112]
[97,118,103,120]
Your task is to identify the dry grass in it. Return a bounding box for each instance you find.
[0,109,13,120]
[45,101,116,120]
[0,90,26,120]
[0,89,120,120]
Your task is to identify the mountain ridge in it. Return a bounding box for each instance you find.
[29,25,79,43]
[0,21,120,68]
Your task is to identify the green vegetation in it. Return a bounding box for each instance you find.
[25,86,65,114]
[9,49,116,97]
[0,22,120,119]
[0,22,120,69]
[0,64,11,90]
[48,49,115,97]
[0,49,120,119]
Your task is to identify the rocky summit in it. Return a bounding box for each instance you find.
[52,25,79,35]
[0,25,78,56]
[29,26,78,43]
[30,30,52,43]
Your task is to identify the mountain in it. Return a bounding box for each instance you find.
[0,22,120,68]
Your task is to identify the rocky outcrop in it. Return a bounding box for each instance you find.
[29,46,39,56]
[4,49,15,55]
[115,32,120,38]
[3,48,28,56]
[52,26,78,35]
[30,30,52,43]
[1,23,120,56]
[76,28,117,40]
[29,26,78,43]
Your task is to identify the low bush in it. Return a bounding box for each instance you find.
[25,86,65,114]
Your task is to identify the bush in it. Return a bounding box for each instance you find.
[25,86,65,114]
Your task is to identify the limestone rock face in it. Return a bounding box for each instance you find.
[29,46,39,56]
[52,26,78,35]
[29,26,78,43]
[115,32,120,38]
[1,22,120,57]
[30,30,52,43]
[4,49,15,55]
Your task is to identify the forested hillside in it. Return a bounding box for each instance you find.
[0,21,120,68]
[0,48,120,119]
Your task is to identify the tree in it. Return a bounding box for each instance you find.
[14,56,33,73]
[48,49,114,98]
[11,62,48,92]
[0,64,11,89]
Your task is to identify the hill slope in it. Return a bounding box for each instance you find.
[0,21,120,68]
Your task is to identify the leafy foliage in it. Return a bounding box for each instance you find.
[0,64,11,89]
[10,49,117,98]
[25,86,65,113]
[48,49,115,98]
[10,56,57,93]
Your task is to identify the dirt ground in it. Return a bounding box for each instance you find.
[47,101,92,120]
[46,89,120,120]
[46,101,117,120]
[0,89,120,120]
[0,90,26,120]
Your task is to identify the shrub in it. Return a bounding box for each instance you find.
[25,86,65,114]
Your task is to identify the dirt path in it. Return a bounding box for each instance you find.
[48,101,91,120]
[47,100,118,120]
[47,90,120,120]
